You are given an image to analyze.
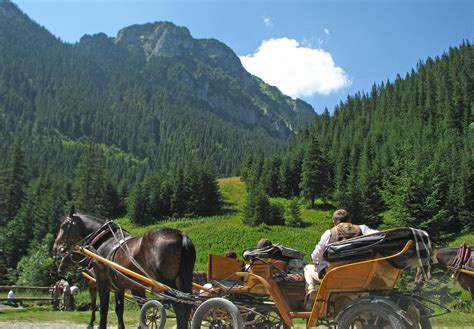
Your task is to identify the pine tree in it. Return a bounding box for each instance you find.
[246,150,265,189]
[279,149,303,198]
[73,141,110,216]
[285,198,303,227]
[242,185,271,227]
[299,134,330,208]
[193,166,222,216]
[267,201,285,226]
[261,156,281,197]
[170,169,190,217]
[0,139,27,224]
[127,183,149,225]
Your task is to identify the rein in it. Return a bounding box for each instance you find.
[63,249,92,269]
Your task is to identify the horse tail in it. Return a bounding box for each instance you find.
[180,232,196,293]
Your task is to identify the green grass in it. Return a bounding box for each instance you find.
[0,301,142,327]
[449,233,474,246]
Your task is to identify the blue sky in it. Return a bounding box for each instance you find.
[15,0,472,113]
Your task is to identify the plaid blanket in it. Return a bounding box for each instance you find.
[411,228,437,280]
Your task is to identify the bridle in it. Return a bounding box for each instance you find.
[57,215,117,254]
[55,215,83,255]
[56,216,126,272]
[59,249,91,272]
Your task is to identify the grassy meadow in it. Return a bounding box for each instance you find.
[0,177,472,327]
[117,176,334,270]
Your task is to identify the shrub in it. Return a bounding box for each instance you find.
[243,186,271,227]
[267,201,285,226]
[285,198,303,227]
[16,236,56,286]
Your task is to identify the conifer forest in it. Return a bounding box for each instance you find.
[0,1,472,303]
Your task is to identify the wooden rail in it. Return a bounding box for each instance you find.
[0,285,52,291]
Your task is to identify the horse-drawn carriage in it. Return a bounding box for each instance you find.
[71,225,443,328]
[192,227,441,329]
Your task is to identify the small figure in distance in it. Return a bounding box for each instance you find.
[4,290,17,307]
[7,290,15,300]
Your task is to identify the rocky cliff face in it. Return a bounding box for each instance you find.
[108,22,315,137]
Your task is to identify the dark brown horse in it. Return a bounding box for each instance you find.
[416,246,473,298]
[53,207,196,329]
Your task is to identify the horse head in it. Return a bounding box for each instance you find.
[53,205,86,256]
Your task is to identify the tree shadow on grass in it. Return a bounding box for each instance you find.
[308,202,334,211]
[215,200,238,216]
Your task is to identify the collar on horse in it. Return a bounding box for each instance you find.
[82,220,119,250]
[449,243,472,273]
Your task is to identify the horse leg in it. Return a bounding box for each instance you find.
[172,302,192,329]
[114,290,126,329]
[88,282,98,329]
[167,280,191,329]
[97,280,110,329]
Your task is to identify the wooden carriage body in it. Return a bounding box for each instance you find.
[207,228,429,328]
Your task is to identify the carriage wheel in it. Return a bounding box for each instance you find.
[191,298,243,329]
[139,300,166,329]
[337,302,405,329]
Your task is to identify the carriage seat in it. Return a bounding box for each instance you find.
[207,254,245,288]
[321,228,436,274]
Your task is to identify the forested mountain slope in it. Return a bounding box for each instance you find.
[0,1,315,183]
[245,42,473,240]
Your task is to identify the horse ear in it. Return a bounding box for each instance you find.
[69,205,75,217]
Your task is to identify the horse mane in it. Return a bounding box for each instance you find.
[74,212,132,235]
[74,212,109,224]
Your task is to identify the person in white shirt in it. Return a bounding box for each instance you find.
[7,290,15,299]
[303,209,378,309]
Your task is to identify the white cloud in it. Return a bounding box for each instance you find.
[239,38,350,98]
[324,28,330,36]
[262,16,273,27]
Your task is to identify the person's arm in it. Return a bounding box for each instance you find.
[311,230,331,264]
[360,225,379,235]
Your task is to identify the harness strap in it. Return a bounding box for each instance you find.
[106,236,136,291]
[89,227,112,249]
[449,243,472,272]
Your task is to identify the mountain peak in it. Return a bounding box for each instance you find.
[115,21,194,58]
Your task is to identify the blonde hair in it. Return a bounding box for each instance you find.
[332,209,350,225]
